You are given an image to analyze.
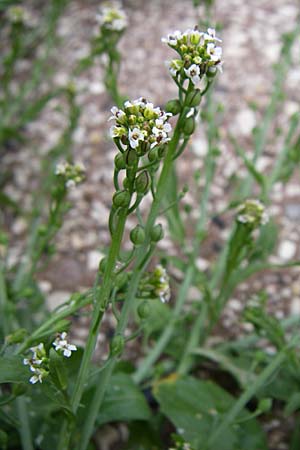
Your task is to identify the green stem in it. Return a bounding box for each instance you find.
[57,209,128,450]
[205,350,286,449]
[0,263,10,338]
[77,119,184,450]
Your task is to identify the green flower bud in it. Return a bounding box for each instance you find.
[112,190,131,208]
[182,116,196,136]
[114,153,126,170]
[128,114,137,125]
[185,89,202,107]
[148,147,159,162]
[137,301,150,319]
[130,225,146,246]
[135,170,150,194]
[99,257,108,273]
[165,99,181,116]
[150,223,164,242]
[110,334,125,356]
[126,149,138,167]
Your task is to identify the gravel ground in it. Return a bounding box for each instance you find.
[2,1,300,448]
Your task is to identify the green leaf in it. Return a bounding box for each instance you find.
[86,373,151,426]
[154,375,267,450]
[0,356,29,384]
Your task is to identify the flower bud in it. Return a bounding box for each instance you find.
[114,153,126,170]
[185,89,202,107]
[110,334,125,356]
[126,149,138,167]
[135,170,150,194]
[130,225,146,246]
[137,301,150,319]
[113,190,131,208]
[150,223,164,242]
[182,116,196,136]
[165,99,181,116]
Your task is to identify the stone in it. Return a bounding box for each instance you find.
[278,240,297,260]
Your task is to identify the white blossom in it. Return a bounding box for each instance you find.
[206,43,222,62]
[96,3,127,32]
[53,332,77,358]
[128,127,145,149]
[184,64,201,86]
[161,30,182,46]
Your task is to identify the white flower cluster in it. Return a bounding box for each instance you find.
[162,27,223,85]
[23,332,77,384]
[109,98,172,152]
[23,343,48,384]
[237,199,269,227]
[53,332,77,358]
[153,265,171,303]
[55,161,85,189]
[96,2,127,32]
[6,5,30,25]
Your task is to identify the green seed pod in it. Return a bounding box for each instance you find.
[126,149,138,167]
[258,398,272,413]
[150,223,164,242]
[135,170,150,194]
[130,225,146,246]
[165,99,181,116]
[115,272,128,289]
[137,301,150,319]
[110,335,125,356]
[123,177,130,189]
[112,190,131,208]
[182,116,196,136]
[99,256,108,274]
[185,89,202,107]
[114,153,126,170]
[148,147,159,162]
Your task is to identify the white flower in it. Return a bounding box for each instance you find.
[66,179,76,189]
[29,369,44,384]
[154,118,172,133]
[161,30,182,46]
[53,332,77,358]
[55,162,67,175]
[206,43,222,62]
[128,127,145,149]
[108,106,126,121]
[184,64,201,85]
[96,3,127,32]
[204,28,222,42]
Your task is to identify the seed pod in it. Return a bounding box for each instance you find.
[112,190,131,208]
[114,153,126,170]
[150,223,164,242]
[130,225,146,246]
[135,170,150,194]
[258,398,272,413]
[99,257,108,274]
[185,89,202,107]
[165,99,181,115]
[110,335,125,356]
[126,149,138,167]
[148,147,159,162]
[137,301,150,319]
[206,67,217,78]
[182,116,196,136]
